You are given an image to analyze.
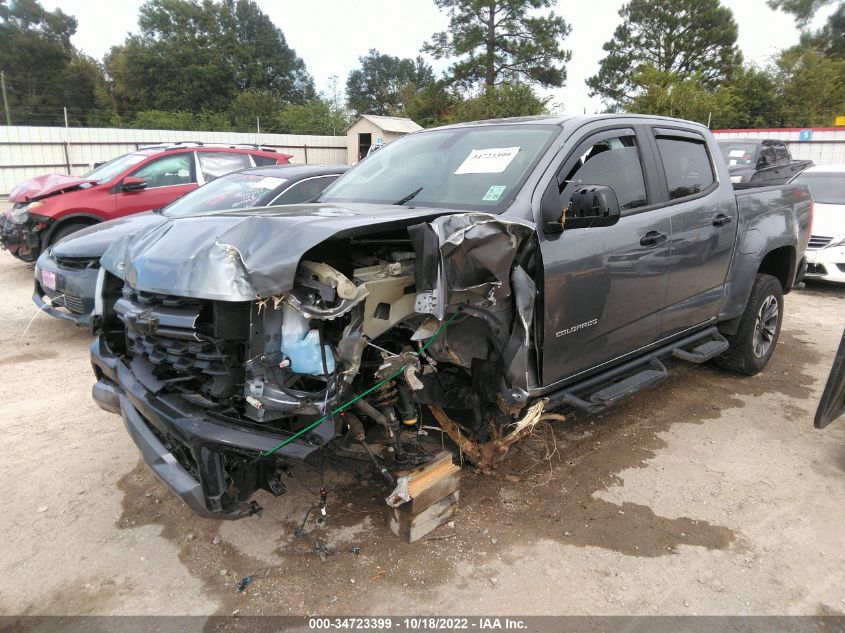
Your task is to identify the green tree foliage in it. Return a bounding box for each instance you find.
[403,80,462,128]
[424,0,571,89]
[774,45,845,125]
[277,98,351,135]
[346,49,434,116]
[587,0,742,108]
[625,66,736,127]
[767,0,836,24]
[725,65,783,128]
[106,0,314,118]
[450,84,549,122]
[129,109,233,131]
[816,4,845,56]
[0,0,106,125]
[228,89,282,132]
[794,3,845,57]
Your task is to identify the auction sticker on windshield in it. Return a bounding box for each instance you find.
[455,147,520,175]
[41,269,57,291]
[482,185,506,201]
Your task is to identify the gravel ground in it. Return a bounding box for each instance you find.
[0,254,843,617]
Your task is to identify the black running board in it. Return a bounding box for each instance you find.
[672,331,729,364]
[544,326,724,414]
[555,359,667,414]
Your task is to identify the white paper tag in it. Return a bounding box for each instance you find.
[728,149,747,158]
[455,147,520,175]
[255,176,286,189]
[729,159,737,166]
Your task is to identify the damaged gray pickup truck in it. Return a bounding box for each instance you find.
[90,115,812,519]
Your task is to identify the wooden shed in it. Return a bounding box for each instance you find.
[346,115,423,163]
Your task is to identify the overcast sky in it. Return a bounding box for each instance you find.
[44,0,830,115]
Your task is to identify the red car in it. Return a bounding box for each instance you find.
[1,143,291,262]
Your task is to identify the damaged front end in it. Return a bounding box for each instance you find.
[92,208,545,518]
[1,205,51,261]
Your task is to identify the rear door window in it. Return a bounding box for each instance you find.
[131,154,194,188]
[196,152,253,181]
[774,143,790,164]
[654,134,715,200]
[558,134,648,212]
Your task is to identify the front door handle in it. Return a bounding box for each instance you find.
[713,214,733,227]
[640,231,667,246]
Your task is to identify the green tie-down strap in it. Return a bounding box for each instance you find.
[260,307,464,459]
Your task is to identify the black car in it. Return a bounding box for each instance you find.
[33,164,347,328]
[717,138,813,186]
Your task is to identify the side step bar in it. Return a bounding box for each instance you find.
[672,331,729,364]
[557,359,668,414]
[545,326,727,414]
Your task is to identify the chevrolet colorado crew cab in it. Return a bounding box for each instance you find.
[90,115,812,519]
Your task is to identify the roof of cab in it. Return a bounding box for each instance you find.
[426,113,711,132]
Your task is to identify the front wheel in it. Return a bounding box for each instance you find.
[47,222,91,247]
[717,274,784,376]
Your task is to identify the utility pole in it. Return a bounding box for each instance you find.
[256,116,260,134]
[63,106,69,128]
[1,71,10,126]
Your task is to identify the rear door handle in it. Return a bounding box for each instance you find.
[640,231,667,246]
[713,214,733,227]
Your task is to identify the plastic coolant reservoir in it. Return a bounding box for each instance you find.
[280,304,336,376]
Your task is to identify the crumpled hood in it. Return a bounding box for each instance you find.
[9,173,97,203]
[101,203,455,301]
[50,212,163,259]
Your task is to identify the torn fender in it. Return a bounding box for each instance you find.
[409,213,538,393]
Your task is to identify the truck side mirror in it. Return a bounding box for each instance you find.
[563,185,621,230]
[542,183,622,233]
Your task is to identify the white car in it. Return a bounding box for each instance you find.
[790,165,845,284]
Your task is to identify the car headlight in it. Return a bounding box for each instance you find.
[730,175,743,184]
[826,235,845,248]
[10,201,43,223]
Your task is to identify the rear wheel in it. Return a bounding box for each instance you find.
[717,274,783,375]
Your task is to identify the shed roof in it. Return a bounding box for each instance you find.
[347,114,423,134]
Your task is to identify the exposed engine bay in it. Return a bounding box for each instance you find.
[96,211,553,518]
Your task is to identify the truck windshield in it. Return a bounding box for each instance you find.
[717,141,758,167]
[319,124,560,211]
[163,172,287,217]
[791,172,845,205]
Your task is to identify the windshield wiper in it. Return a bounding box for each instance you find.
[393,187,423,206]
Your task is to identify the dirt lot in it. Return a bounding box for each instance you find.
[0,254,843,617]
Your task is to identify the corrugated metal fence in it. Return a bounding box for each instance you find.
[712,127,845,166]
[0,126,348,195]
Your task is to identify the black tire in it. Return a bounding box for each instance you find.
[48,222,91,247]
[717,274,784,376]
